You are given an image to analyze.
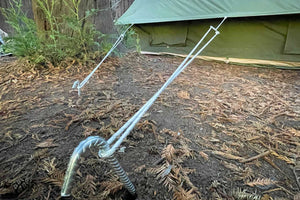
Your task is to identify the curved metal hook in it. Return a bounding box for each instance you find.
[61,136,135,197]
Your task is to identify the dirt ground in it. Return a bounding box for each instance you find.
[0,53,299,200]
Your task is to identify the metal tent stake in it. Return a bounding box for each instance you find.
[61,17,226,197]
[61,136,135,197]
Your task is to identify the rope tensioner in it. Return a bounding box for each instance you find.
[62,17,227,197]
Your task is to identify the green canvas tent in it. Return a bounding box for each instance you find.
[117,0,300,67]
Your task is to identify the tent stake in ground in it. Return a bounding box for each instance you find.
[61,17,226,197]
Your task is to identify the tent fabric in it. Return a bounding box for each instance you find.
[284,20,300,54]
[135,16,300,64]
[117,0,300,66]
[116,0,300,25]
[151,22,187,46]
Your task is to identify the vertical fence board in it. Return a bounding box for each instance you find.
[111,0,134,21]
[94,0,115,34]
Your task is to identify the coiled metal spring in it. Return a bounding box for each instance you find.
[61,136,135,197]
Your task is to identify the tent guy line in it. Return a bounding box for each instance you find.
[102,16,227,158]
[61,17,226,197]
[72,24,134,96]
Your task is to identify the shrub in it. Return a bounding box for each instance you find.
[0,0,39,58]
[1,0,105,66]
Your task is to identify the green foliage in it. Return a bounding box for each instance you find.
[135,34,141,53]
[98,34,121,57]
[0,45,4,54]
[1,0,106,66]
[0,0,39,58]
[34,0,104,65]
[123,27,141,53]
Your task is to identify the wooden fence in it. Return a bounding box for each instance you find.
[0,0,34,33]
[0,0,134,34]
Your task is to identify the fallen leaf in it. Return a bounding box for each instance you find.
[288,128,300,137]
[261,194,271,200]
[36,138,58,148]
[76,169,82,177]
[212,151,244,160]
[294,193,300,200]
[4,131,13,140]
[199,151,209,160]
[246,178,277,187]
[177,91,190,99]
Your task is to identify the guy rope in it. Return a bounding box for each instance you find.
[72,24,134,96]
[61,17,227,197]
